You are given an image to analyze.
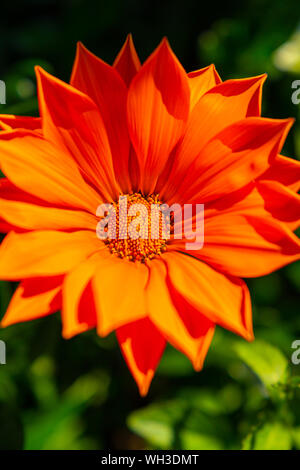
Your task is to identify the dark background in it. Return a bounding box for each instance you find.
[0,0,300,450]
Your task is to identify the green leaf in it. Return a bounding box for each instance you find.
[243,422,292,450]
[24,371,109,450]
[176,385,242,415]
[128,400,224,450]
[292,427,300,449]
[234,339,289,389]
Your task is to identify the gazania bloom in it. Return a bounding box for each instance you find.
[0,36,300,396]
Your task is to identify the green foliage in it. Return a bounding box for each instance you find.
[128,400,224,450]
[243,422,292,450]
[1,0,300,451]
[234,339,289,389]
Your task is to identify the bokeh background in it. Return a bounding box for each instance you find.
[0,0,300,450]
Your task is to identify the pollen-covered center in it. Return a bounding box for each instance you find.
[102,193,168,262]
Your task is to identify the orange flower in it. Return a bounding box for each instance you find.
[0,35,300,396]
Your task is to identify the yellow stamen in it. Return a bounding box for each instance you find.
[104,193,168,262]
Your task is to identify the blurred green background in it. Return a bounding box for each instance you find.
[1,0,300,450]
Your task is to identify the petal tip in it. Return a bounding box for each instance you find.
[245,330,255,342]
[61,328,73,340]
[126,33,134,44]
[137,370,154,397]
[0,319,8,328]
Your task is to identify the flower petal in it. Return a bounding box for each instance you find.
[0,230,101,280]
[0,178,97,231]
[203,180,300,228]
[167,117,293,204]
[0,221,15,233]
[164,252,253,341]
[0,129,100,212]
[62,253,102,338]
[127,38,190,194]
[70,43,131,191]
[146,258,215,368]
[260,154,300,192]
[92,255,149,336]
[188,64,221,110]
[256,180,300,230]
[0,200,97,232]
[113,34,141,87]
[162,75,267,193]
[0,114,41,131]
[35,66,119,201]
[116,317,166,396]
[1,276,62,327]
[184,211,300,278]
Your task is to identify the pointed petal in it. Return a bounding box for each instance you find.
[113,34,141,87]
[35,66,119,200]
[186,210,300,278]
[71,43,131,191]
[0,200,97,231]
[62,253,101,338]
[116,317,166,396]
[1,276,62,327]
[256,180,300,230]
[0,230,101,280]
[260,154,300,192]
[163,75,267,194]
[188,64,221,110]
[0,129,100,212]
[0,178,97,231]
[92,256,149,336]
[146,259,215,368]
[203,180,300,228]
[127,38,190,194]
[167,117,293,204]
[0,114,41,131]
[164,252,253,341]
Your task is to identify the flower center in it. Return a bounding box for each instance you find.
[105,193,168,262]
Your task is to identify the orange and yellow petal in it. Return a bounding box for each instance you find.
[35,66,119,201]
[260,154,300,192]
[166,117,293,205]
[192,213,300,278]
[127,38,190,194]
[0,194,97,232]
[62,253,101,338]
[0,178,96,233]
[0,129,100,212]
[188,64,221,110]
[70,42,131,192]
[163,75,267,192]
[255,180,300,230]
[113,34,141,87]
[1,276,62,327]
[0,114,41,131]
[0,230,101,280]
[117,317,166,396]
[146,258,215,369]
[164,252,253,341]
[92,255,149,337]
